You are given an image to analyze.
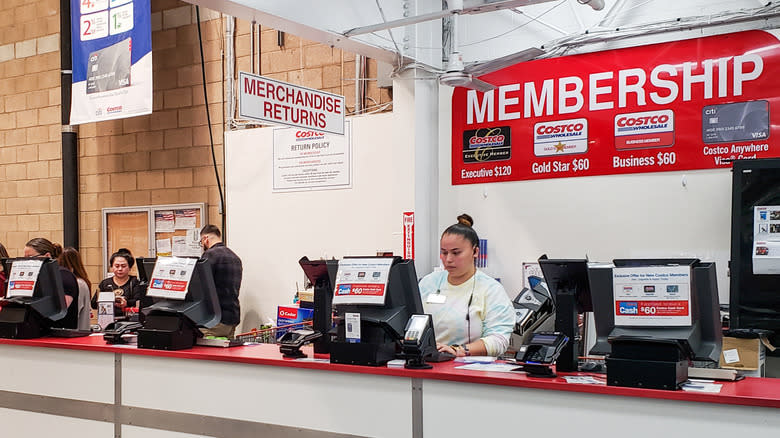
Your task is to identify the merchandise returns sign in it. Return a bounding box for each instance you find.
[239,71,345,135]
[451,30,780,185]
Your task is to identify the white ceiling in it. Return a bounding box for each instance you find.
[186,0,780,72]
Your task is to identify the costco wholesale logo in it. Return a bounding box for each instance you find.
[533,118,588,156]
[617,301,639,315]
[295,130,326,141]
[614,109,675,150]
[462,126,511,163]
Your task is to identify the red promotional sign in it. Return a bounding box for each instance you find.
[451,30,780,184]
[615,300,690,317]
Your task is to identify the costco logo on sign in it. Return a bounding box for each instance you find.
[462,126,512,163]
[533,118,588,156]
[295,130,326,141]
[614,110,675,150]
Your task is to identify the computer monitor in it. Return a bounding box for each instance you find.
[589,259,722,363]
[729,158,780,348]
[538,258,592,371]
[0,258,68,339]
[329,257,424,366]
[137,257,221,350]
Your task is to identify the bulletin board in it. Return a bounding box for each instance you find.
[102,203,206,275]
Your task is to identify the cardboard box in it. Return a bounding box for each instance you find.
[276,306,314,340]
[719,335,776,377]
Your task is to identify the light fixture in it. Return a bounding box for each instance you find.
[578,0,605,11]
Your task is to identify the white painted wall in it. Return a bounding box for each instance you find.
[225,80,417,331]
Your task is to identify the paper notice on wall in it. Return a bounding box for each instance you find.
[155,210,175,232]
[752,206,780,274]
[174,209,197,230]
[272,121,352,192]
[156,238,171,256]
[613,265,692,327]
[6,260,44,298]
[172,230,201,257]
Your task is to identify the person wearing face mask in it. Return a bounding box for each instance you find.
[418,214,515,358]
[91,251,143,316]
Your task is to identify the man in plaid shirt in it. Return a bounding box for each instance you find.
[200,224,242,338]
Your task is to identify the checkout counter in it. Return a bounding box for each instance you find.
[0,336,778,438]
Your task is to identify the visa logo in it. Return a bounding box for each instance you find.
[618,302,639,315]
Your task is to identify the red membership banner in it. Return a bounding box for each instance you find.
[451,30,780,184]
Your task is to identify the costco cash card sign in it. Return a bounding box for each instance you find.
[451,29,780,184]
[239,71,345,135]
[70,0,152,124]
[146,257,197,300]
[612,265,692,327]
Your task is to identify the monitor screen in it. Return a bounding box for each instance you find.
[330,257,423,365]
[729,159,780,346]
[538,258,592,312]
[332,257,395,306]
[589,259,722,362]
[145,257,198,301]
[141,257,221,328]
[0,258,68,338]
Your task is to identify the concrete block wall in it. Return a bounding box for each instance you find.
[0,0,393,287]
[0,0,63,258]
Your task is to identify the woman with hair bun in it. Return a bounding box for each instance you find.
[418,214,515,358]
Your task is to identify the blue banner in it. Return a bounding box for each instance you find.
[70,0,152,124]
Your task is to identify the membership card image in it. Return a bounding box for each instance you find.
[86,37,132,94]
[702,100,769,144]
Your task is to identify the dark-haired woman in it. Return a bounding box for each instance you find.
[91,251,143,316]
[24,238,79,328]
[418,214,515,358]
[58,247,93,330]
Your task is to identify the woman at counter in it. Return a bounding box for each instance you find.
[418,214,515,358]
[91,250,143,316]
[58,247,93,330]
[23,238,79,329]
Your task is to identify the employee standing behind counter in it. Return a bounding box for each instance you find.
[91,250,143,315]
[419,214,515,357]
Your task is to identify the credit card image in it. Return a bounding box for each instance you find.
[702,100,769,144]
[86,37,132,94]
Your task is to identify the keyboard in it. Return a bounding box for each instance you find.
[50,328,93,338]
[426,350,456,362]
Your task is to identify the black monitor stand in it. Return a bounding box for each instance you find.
[137,312,201,350]
[299,257,338,355]
[0,303,49,339]
[553,290,579,372]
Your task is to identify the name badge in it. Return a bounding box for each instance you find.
[426,294,447,304]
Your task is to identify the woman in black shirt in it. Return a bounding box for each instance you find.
[91,251,143,316]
